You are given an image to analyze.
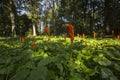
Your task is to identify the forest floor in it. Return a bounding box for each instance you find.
[0,36,120,80]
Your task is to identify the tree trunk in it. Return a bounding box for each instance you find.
[32,23,36,36]
[104,0,114,35]
[52,0,55,35]
[9,0,16,37]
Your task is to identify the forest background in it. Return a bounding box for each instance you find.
[0,0,120,37]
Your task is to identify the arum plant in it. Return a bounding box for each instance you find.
[63,34,66,41]
[67,24,74,60]
[20,36,25,43]
[32,42,36,49]
[117,35,120,39]
[67,24,74,43]
[82,33,85,39]
[45,27,50,41]
[112,29,114,35]
[93,31,97,39]
[32,36,37,51]
[20,36,30,49]
[77,33,80,37]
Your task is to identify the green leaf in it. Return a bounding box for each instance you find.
[0,65,14,74]
[114,64,120,71]
[69,72,85,80]
[56,63,63,74]
[38,57,55,67]
[27,67,48,80]
[81,49,87,54]
[0,67,8,74]
[0,58,6,64]
[10,69,30,80]
[104,50,120,60]
[93,54,111,66]
[25,61,36,69]
[98,57,111,66]
[110,75,118,80]
[101,67,113,79]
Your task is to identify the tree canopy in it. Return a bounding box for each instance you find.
[0,0,120,37]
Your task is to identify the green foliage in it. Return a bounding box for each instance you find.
[0,37,120,80]
[17,14,32,36]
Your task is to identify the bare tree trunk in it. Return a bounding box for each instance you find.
[32,23,36,36]
[10,10,16,37]
[52,0,55,35]
[9,0,16,37]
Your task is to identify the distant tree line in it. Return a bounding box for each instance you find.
[0,0,120,37]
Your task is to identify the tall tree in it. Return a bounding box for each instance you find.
[104,0,119,35]
[8,0,17,37]
[24,0,41,36]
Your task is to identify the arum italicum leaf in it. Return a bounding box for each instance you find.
[27,67,48,80]
[110,75,118,80]
[98,57,111,66]
[81,49,87,54]
[56,63,63,74]
[104,50,120,60]
[101,67,113,79]
[38,57,55,67]
[25,61,36,69]
[10,69,30,80]
[114,64,120,71]
[0,67,8,74]
[93,54,111,66]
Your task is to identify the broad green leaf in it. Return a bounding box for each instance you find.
[25,61,36,69]
[105,50,120,60]
[10,69,30,80]
[98,57,111,66]
[27,67,48,80]
[81,49,87,54]
[69,72,85,80]
[101,67,113,79]
[110,75,118,80]
[56,63,63,74]
[38,57,55,67]
[0,65,14,74]
[114,64,120,71]
[0,67,8,74]
[55,77,64,80]
[93,54,111,66]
